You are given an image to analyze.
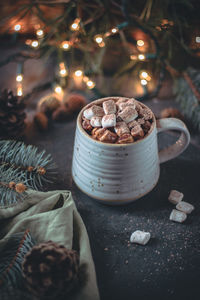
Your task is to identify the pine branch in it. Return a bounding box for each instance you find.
[0,165,27,208]
[174,68,200,131]
[0,231,35,288]
[0,140,57,191]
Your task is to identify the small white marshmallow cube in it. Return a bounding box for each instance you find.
[103,100,116,115]
[169,209,187,223]
[118,99,136,111]
[130,230,151,245]
[83,105,104,120]
[102,114,116,128]
[168,190,184,204]
[118,106,138,123]
[176,201,194,214]
[90,116,102,127]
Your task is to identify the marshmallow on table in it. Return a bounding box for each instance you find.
[130,230,151,245]
[114,121,130,136]
[83,105,104,120]
[118,106,138,123]
[102,114,116,128]
[168,190,184,204]
[176,201,194,214]
[169,209,187,223]
[103,100,116,115]
[90,116,102,127]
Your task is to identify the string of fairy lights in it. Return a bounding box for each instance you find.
[13,18,155,98]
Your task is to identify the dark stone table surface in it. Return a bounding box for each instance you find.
[23,98,200,300]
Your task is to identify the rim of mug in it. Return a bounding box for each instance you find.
[77,96,156,147]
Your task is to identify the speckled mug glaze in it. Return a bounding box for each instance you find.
[72,97,190,205]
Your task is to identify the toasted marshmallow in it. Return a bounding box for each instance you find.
[99,130,117,143]
[114,122,130,136]
[131,125,144,140]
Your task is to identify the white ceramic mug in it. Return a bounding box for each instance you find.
[72,97,190,205]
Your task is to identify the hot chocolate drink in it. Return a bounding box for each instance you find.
[81,97,154,144]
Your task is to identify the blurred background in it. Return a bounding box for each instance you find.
[0,0,199,138]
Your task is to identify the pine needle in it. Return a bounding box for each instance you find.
[0,165,27,208]
[0,140,56,191]
[174,68,200,131]
[0,230,35,289]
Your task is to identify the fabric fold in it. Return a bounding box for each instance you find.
[0,189,99,300]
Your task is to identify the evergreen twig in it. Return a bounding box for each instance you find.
[0,165,27,207]
[175,68,200,131]
[0,140,57,191]
[0,231,35,288]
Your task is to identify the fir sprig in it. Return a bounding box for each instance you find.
[0,140,56,190]
[175,68,200,131]
[0,165,27,208]
[0,230,35,289]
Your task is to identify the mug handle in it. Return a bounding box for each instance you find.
[156,118,190,164]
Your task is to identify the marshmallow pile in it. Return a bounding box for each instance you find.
[168,190,195,223]
[128,190,195,247]
[82,98,153,144]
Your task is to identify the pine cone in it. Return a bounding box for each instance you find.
[22,241,80,298]
[63,93,87,113]
[0,90,26,139]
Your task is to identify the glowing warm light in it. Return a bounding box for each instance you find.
[59,62,67,77]
[74,70,83,77]
[17,84,23,96]
[60,69,67,76]
[31,40,39,48]
[14,24,21,31]
[137,40,144,47]
[140,71,151,81]
[83,76,89,83]
[99,41,105,48]
[86,80,95,89]
[61,41,70,50]
[70,18,80,31]
[111,27,118,34]
[36,29,44,37]
[130,54,137,60]
[54,85,63,94]
[16,74,23,82]
[196,36,200,43]
[25,39,32,45]
[94,35,103,44]
[141,79,147,86]
[71,23,78,30]
[138,54,145,60]
[141,71,148,78]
